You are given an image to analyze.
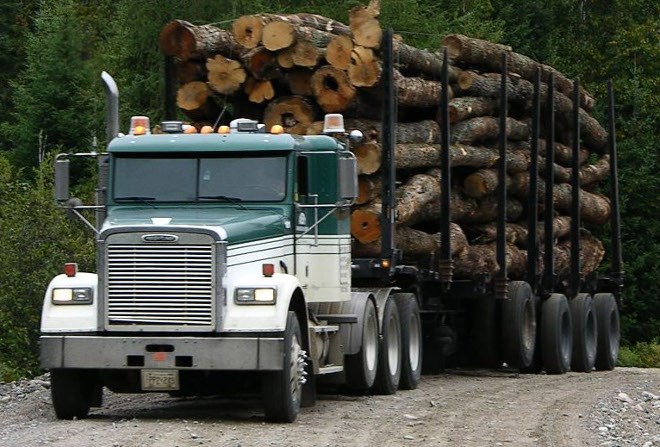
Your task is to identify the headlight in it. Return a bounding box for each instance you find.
[52,288,93,305]
[234,288,276,305]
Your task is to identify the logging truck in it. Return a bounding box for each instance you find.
[39,31,623,423]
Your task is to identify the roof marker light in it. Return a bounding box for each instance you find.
[218,125,230,134]
[200,125,214,134]
[183,125,197,134]
[270,124,284,134]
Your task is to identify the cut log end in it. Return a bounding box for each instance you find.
[159,20,195,59]
[354,141,381,175]
[349,46,382,87]
[262,20,296,51]
[263,96,315,135]
[244,78,275,104]
[351,206,382,244]
[232,15,264,49]
[206,55,246,95]
[311,66,356,113]
[327,35,354,70]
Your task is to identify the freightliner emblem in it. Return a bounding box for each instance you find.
[142,234,179,243]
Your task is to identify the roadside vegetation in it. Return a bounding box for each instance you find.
[0,0,657,380]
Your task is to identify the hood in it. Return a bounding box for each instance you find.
[104,206,291,244]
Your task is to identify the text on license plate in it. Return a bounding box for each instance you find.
[141,369,179,391]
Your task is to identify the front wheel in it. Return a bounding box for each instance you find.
[50,369,96,419]
[263,311,306,422]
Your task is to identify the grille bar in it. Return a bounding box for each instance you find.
[106,243,214,327]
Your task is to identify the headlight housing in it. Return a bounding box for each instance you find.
[52,288,93,305]
[234,288,276,305]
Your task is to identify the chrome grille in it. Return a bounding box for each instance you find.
[106,244,214,327]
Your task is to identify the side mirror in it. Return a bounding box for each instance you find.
[54,157,70,202]
[338,155,358,201]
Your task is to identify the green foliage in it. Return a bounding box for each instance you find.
[618,341,660,368]
[0,154,95,380]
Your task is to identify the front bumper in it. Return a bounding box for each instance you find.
[40,334,284,371]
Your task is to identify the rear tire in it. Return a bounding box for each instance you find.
[541,294,572,374]
[372,298,402,395]
[593,293,620,371]
[394,293,422,390]
[520,294,543,374]
[50,369,95,420]
[502,281,537,369]
[570,294,598,372]
[263,311,305,423]
[345,298,379,391]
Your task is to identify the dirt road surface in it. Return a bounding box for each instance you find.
[0,367,657,447]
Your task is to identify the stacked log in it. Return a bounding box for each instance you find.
[159,1,612,288]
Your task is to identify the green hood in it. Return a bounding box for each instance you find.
[104,206,291,244]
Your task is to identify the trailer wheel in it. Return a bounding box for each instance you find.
[50,369,95,419]
[394,293,422,390]
[541,294,572,374]
[502,281,537,369]
[263,311,305,422]
[372,298,402,395]
[570,294,598,372]
[593,293,620,371]
[520,294,543,374]
[345,298,379,391]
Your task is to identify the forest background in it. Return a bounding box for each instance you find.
[0,0,657,379]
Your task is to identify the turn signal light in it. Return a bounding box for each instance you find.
[64,263,78,277]
[262,263,275,277]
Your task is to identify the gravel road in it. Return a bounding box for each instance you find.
[0,367,657,447]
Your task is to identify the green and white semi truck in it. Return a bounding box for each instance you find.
[39,33,623,422]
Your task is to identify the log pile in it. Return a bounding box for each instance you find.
[159,0,612,287]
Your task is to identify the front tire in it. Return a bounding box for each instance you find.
[263,311,305,422]
[50,369,95,419]
[570,294,598,372]
[593,293,620,371]
[394,293,422,390]
[372,298,402,395]
[541,294,572,374]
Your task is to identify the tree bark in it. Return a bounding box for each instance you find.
[392,38,460,81]
[285,69,314,96]
[396,168,442,226]
[464,216,572,246]
[160,20,246,60]
[176,59,207,84]
[345,119,441,144]
[454,242,527,279]
[450,116,530,145]
[357,174,382,204]
[447,96,498,123]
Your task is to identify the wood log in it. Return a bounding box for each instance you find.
[509,173,611,225]
[160,20,246,60]
[348,46,382,87]
[443,34,595,111]
[580,154,610,186]
[176,81,220,122]
[262,22,332,51]
[349,0,382,49]
[263,96,315,134]
[393,70,450,108]
[292,40,326,67]
[464,216,572,246]
[345,119,441,144]
[457,70,533,105]
[243,78,275,104]
[327,35,353,70]
[396,168,442,226]
[454,242,527,279]
[354,141,381,175]
[232,13,351,50]
[450,116,530,145]
[177,59,208,84]
[541,230,605,280]
[508,139,589,167]
[240,47,280,80]
[357,174,381,205]
[277,47,295,69]
[285,69,314,96]
[447,96,498,123]
[352,223,469,259]
[206,55,246,95]
[311,66,357,113]
[392,38,460,81]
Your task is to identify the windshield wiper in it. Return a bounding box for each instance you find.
[114,196,157,208]
[197,195,247,209]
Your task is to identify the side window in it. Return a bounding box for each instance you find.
[297,156,309,197]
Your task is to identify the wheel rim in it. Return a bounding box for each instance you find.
[408,313,421,371]
[522,298,536,353]
[387,315,401,374]
[289,333,306,403]
[365,310,378,371]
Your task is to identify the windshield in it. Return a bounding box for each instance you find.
[113,155,287,202]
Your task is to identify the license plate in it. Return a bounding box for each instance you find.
[140,369,179,391]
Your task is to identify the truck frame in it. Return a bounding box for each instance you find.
[40,31,623,422]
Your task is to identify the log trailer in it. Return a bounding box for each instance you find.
[40,30,623,422]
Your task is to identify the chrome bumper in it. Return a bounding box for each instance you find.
[40,335,284,371]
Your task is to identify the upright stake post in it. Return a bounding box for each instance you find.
[543,74,556,294]
[495,53,508,298]
[607,80,624,293]
[570,79,582,296]
[439,48,453,288]
[527,69,541,293]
